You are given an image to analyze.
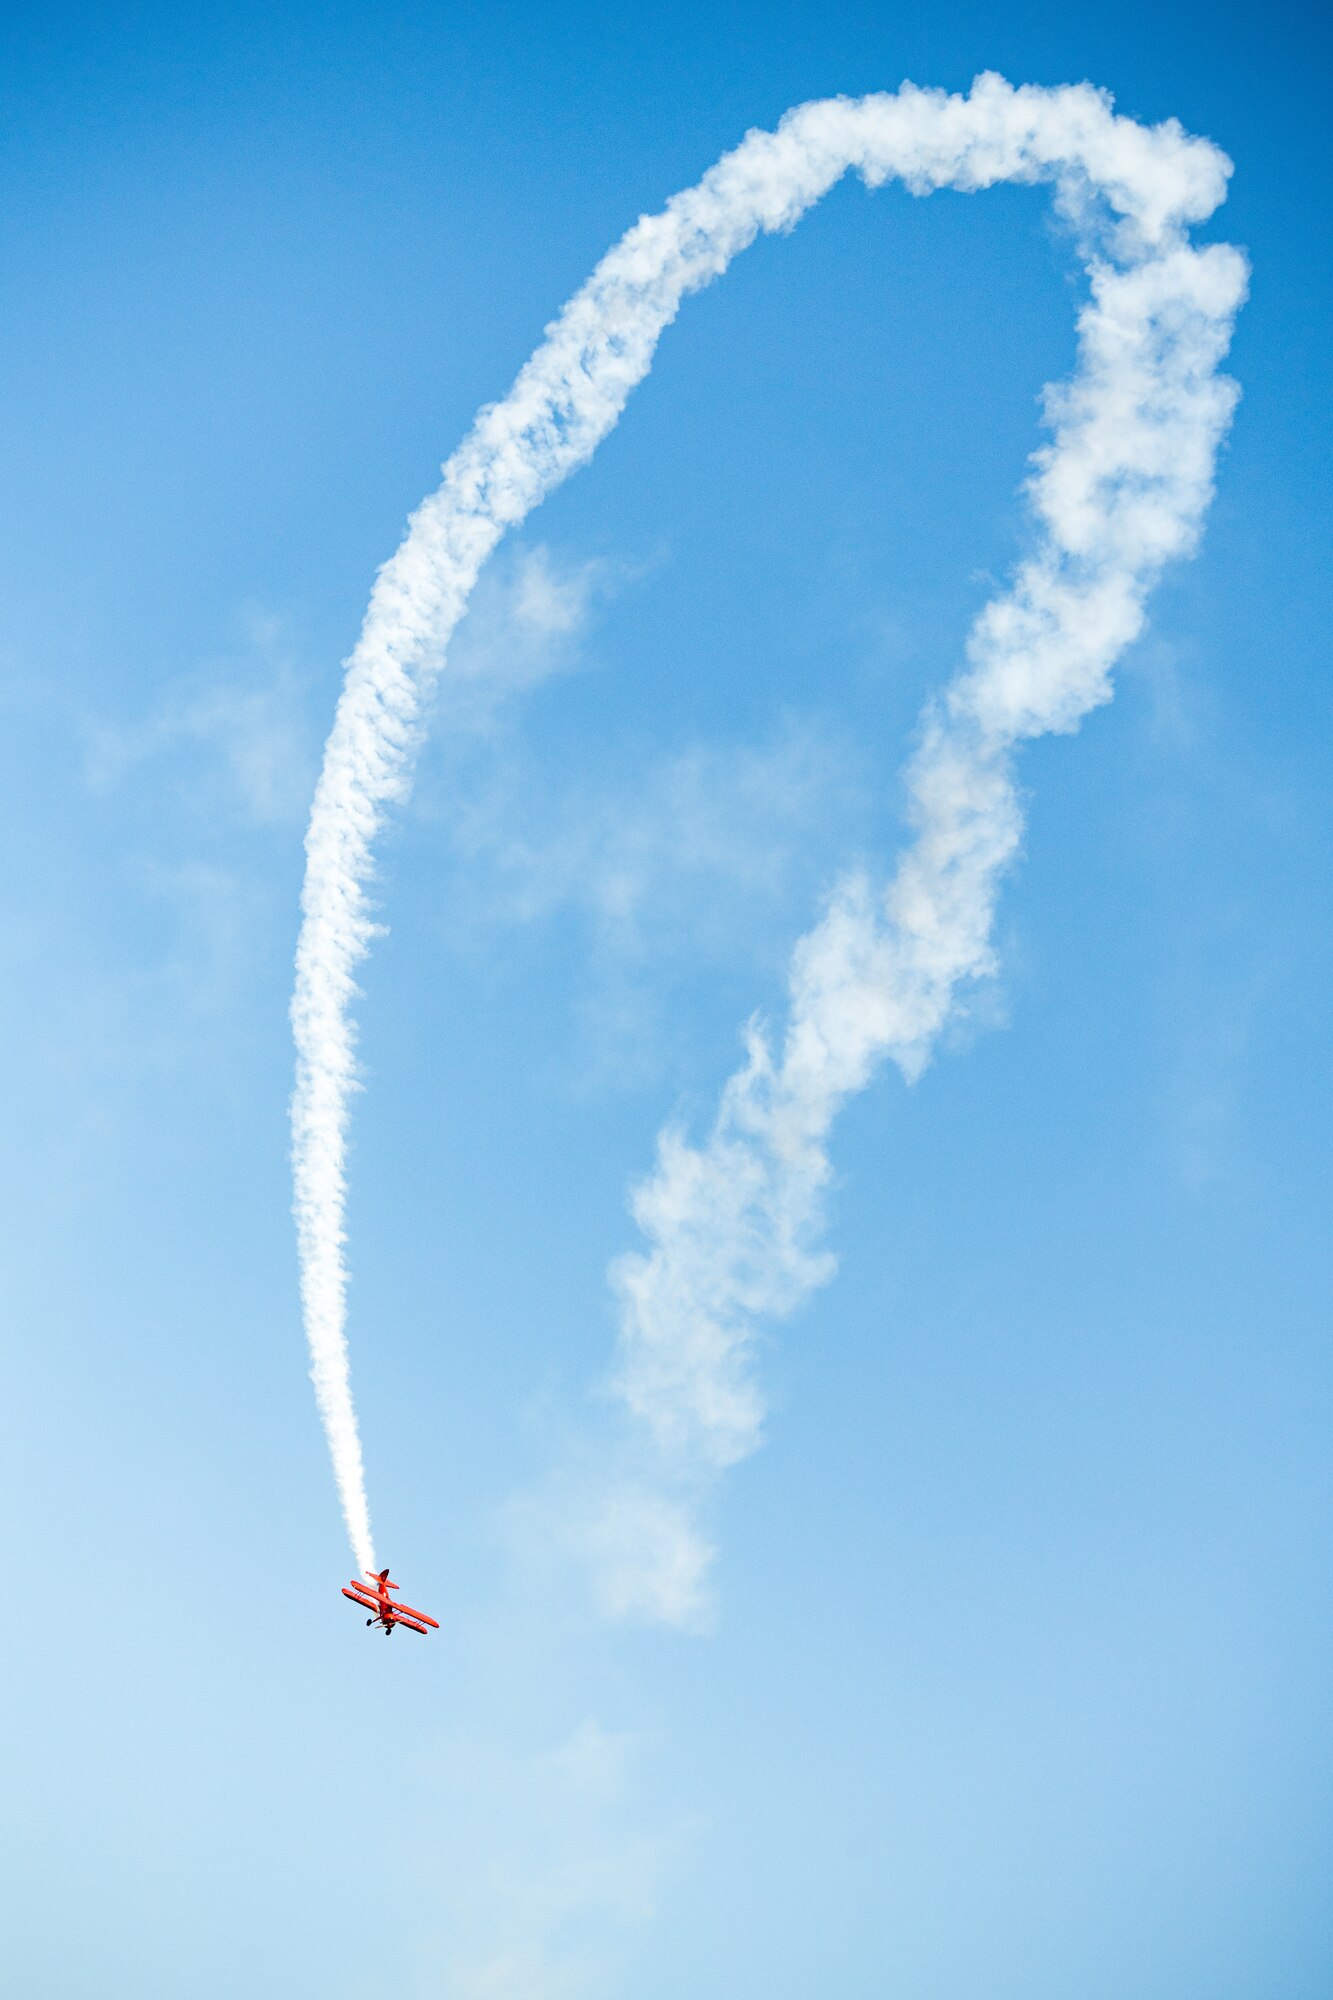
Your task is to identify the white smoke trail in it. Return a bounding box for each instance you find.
[290,75,1246,1580]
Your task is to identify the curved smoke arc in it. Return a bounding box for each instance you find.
[290,75,1246,1582]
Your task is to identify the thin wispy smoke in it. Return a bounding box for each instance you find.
[290,76,1246,1580]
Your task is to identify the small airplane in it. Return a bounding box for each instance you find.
[342,1568,439,1639]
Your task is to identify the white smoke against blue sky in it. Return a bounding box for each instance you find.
[289,74,1246,1593]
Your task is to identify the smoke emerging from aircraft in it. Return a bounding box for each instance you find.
[290,75,1246,1585]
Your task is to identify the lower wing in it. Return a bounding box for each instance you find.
[389,1612,434,1636]
[391,1602,439,1629]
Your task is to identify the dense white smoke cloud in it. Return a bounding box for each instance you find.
[290,75,1246,1581]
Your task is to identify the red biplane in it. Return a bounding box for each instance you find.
[342,1568,439,1639]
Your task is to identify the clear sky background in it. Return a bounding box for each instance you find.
[1,4,1330,1996]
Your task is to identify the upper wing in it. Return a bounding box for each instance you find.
[390,1602,439,1630]
[342,1587,381,1609]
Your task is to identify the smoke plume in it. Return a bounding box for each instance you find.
[290,76,1246,1580]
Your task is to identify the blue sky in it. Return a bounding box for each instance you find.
[2,5,1331,1996]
